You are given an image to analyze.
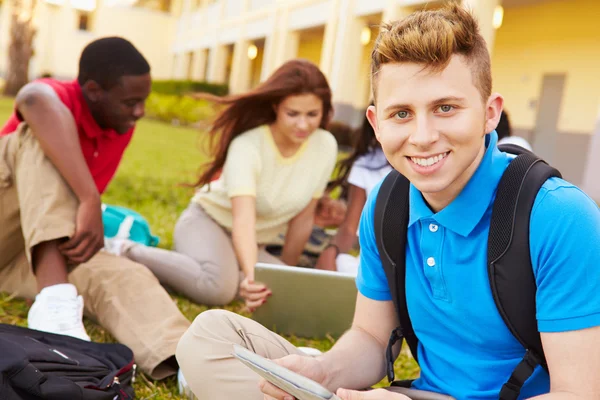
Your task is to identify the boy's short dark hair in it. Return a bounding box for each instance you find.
[78,37,150,89]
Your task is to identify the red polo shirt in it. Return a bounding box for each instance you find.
[0,79,134,194]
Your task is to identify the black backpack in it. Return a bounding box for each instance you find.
[0,323,136,400]
[374,144,561,400]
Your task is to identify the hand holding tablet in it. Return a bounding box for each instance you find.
[233,344,341,400]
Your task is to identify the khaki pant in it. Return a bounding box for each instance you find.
[177,310,454,400]
[176,309,304,400]
[0,126,191,379]
[124,203,283,306]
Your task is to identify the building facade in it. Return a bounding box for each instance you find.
[0,0,598,198]
[0,0,177,80]
[171,0,600,197]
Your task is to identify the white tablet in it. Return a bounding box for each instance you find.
[232,345,341,400]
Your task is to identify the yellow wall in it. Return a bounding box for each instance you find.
[492,0,600,134]
[0,1,176,80]
[297,32,324,67]
[95,7,176,79]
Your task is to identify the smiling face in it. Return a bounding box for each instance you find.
[84,73,152,134]
[272,93,324,146]
[367,55,503,211]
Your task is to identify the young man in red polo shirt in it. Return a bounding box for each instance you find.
[0,37,190,381]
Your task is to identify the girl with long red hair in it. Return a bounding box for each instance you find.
[110,59,338,310]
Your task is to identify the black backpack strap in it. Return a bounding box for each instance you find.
[374,170,418,382]
[489,145,561,400]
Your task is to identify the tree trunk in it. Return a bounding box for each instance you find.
[3,0,36,96]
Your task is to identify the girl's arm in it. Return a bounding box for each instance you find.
[280,198,320,266]
[316,184,366,270]
[232,196,270,310]
[231,195,258,279]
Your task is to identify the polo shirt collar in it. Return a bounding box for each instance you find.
[408,131,507,237]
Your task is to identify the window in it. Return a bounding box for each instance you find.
[77,12,91,31]
[187,52,195,80]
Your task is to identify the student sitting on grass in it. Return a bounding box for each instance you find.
[175,5,600,400]
[315,109,392,274]
[106,59,338,311]
[0,37,191,382]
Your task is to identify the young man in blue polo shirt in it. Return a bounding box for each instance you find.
[175,4,600,400]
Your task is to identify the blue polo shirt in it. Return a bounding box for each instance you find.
[357,132,600,399]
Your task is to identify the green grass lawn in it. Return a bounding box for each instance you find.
[0,96,419,399]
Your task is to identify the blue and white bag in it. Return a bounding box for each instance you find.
[101,204,160,247]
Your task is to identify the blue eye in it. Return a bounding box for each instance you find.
[439,105,453,112]
[395,111,410,119]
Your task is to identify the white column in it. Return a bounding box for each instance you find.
[329,0,360,101]
[462,0,501,53]
[260,8,278,81]
[272,6,299,68]
[382,0,405,24]
[318,0,342,80]
[229,39,251,93]
[207,45,228,83]
[193,49,208,81]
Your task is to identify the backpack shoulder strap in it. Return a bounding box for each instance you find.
[374,170,419,373]
[490,144,561,400]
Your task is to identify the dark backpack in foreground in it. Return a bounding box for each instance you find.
[374,144,561,400]
[0,323,136,400]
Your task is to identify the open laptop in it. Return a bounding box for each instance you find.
[252,263,357,339]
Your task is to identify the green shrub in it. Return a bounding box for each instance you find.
[152,80,229,96]
[145,92,215,126]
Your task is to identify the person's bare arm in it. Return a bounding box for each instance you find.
[16,82,103,263]
[231,195,258,279]
[316,184,366,270]
[319,293,400,391]
[16,82,99,204]
[260,294,400,399]
[280,198,319,266]
[231,195,270,310]
[529,326,600,399]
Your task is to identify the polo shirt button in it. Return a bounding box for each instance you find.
[94,151,99,158]
[429,223,439,233]
[427,257,436,267]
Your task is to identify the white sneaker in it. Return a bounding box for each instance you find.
[178,369,198,400]
[27,283,91,342]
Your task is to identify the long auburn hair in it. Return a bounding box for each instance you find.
[194,59,333,187]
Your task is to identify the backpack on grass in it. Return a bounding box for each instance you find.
[374,144,561,400]
[0,323,136,400]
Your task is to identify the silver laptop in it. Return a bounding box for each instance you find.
[252,263,357,339]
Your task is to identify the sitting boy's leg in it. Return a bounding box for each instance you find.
[0,127,89,339]
[176,309,303,400]
[0,183,37,299]
[69,251,191,379]
[0,157,32,296]
[7,126,78,283]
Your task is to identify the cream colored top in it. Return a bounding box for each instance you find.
[193,125,338,244]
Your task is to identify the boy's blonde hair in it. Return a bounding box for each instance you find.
[371,3,491,102]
